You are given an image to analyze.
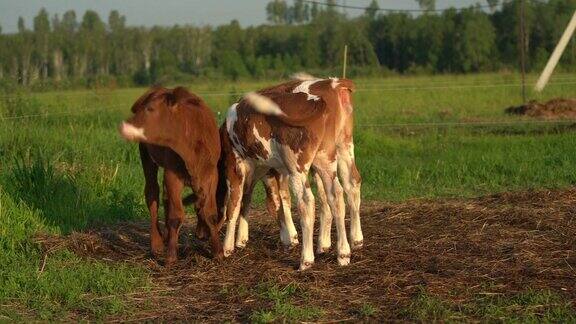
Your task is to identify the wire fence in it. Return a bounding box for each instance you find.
[1,79,576,130]
[1,75,576,100]
[359,119,576,129]
[0,76,576,99]
[0,104,126,121]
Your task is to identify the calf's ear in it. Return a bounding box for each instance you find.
[131,86,163,113]
[166,87,201,108]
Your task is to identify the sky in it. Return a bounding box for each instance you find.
[0,0,484,33]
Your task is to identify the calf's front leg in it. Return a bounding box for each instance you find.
[139,144,164,258]
[163,169,185,265]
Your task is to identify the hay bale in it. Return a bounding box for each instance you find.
[505,98,576,119]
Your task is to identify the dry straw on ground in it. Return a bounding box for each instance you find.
[506,98,576,119]
[37,188,576,321]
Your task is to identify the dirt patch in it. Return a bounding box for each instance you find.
[37,188,576,321]
[506,98,576,119]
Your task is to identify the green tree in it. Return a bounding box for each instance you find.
[266,0,288,24]
[108,10,128,76]
[17,17,26,33]
[416,0,436,12]
[311,2,320,20]
[80,10,107,76]
[325,0,338,16]
[57,10,79,79]
[459,11,497,71]
[108,10,126,32]
[61,10,78,33]
[365,0,380,20]
[15,17,34,84]
[289,0,308,24]
[487,0,499,12]
[33,8,51,79]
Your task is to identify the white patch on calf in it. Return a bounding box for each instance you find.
[280,144,303,174]
[252,125,272,161]
[315,149,337,171]
[349,143,355,160]
[292,80,320,101]
[226,103,246,155]
[119,122,147,142]
[223,197,242,256]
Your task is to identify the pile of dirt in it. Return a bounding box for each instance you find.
[36,188,576,321]
[505,98,576,119]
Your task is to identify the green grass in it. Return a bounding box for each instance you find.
[406,290,576,322]
[355,303,378,318]
[0,188,148,320]
[249,282,323,323]
[0,73,575,320]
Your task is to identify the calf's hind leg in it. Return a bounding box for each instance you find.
[223,160,249,257]
[236,175,256,249]
[289,172,316,271]
[278,174,299,248]
[263,172,298,248]
[315,171,333,254]
[315,161,350,266]
[338,144,363,249]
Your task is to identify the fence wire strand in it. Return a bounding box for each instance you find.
[1,80,576,128]
[1,77,575,100]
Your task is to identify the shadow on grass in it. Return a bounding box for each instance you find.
[4,153,141,233]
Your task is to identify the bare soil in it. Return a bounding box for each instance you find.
[506,98,576,119]
[37,188,576,321]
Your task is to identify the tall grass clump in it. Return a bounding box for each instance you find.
[0,153,149,319]
[0,187,150,320]
[0,82,42,118]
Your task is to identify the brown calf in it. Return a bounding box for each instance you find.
[220,78,359,270]
[119,86,224,264]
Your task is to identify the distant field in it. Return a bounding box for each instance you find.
[1,73,575,321]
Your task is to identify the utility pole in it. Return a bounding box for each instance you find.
[535,10,576,92]
[519,0,527,103]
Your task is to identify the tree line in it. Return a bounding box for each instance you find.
[0,0,574,88]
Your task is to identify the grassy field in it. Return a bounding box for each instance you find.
[1,73,575,321]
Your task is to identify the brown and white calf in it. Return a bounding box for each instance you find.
[119,86,224,264]
[220,78,361,270]
[263,126,363,255]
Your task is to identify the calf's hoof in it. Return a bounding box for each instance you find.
[150,244,164,258]
[165,255,177,267]
[213,250,225,261]
[352,240,364,250]
[291,235,299,246]
[223,249,234,257]
[235,239,248,248]
[196,231,208,241]
[195,226,209,241]
[317,246,331,254]
[280,233,299,248]
[299,261,314,271]
[283,239,299,251]
[338,253,351,266]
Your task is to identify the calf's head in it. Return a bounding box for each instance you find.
[119,86,197,147]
